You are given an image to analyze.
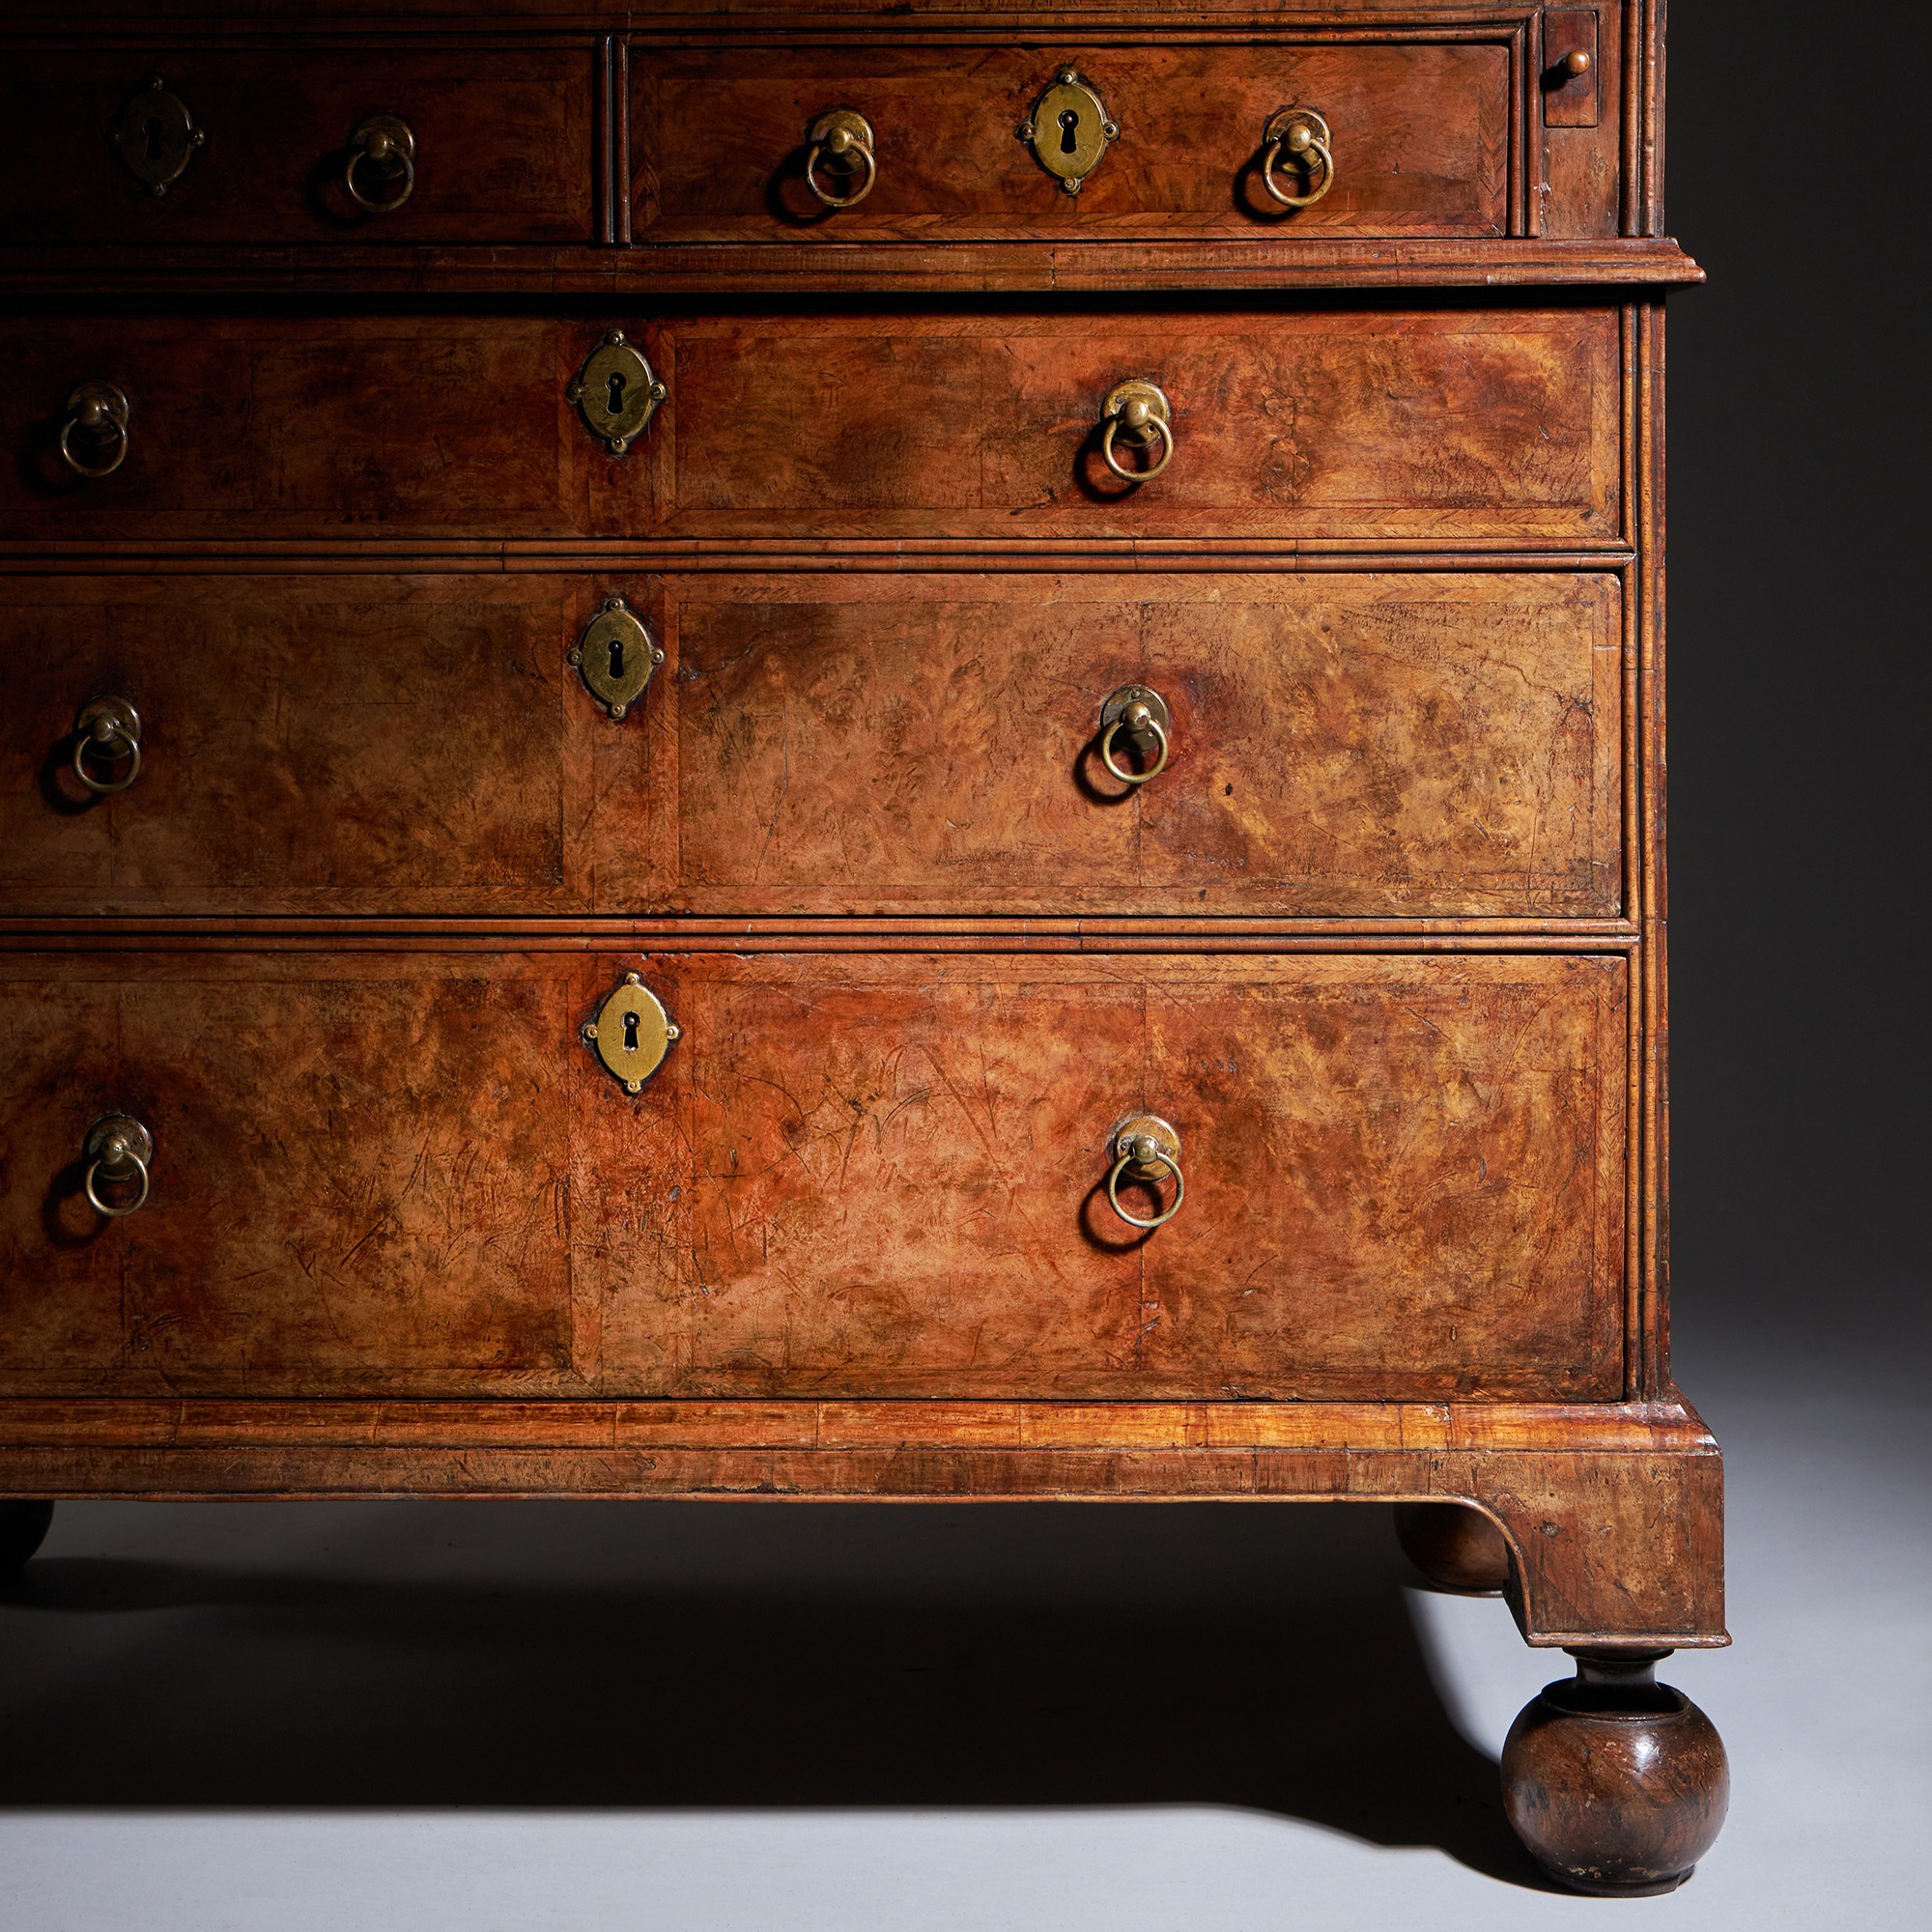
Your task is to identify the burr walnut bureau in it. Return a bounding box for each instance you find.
[0,0,1727,1890]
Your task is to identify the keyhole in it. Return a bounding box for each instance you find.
[608,636,626,682]
[143,116,166,162]
[1058,109,1081,155]
[606,370,628,415]
[622,1011,640,1053]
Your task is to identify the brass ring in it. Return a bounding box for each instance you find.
[805,132,876,209]
[58,412,128,478]
[1106,1149,1184,1230]
[84,1151,150,1219]
[1099,711,1170,785]
[71,722,141,795]
[347,136,415,213]
[1101,410,1174,483]
[1262,131,1334,209]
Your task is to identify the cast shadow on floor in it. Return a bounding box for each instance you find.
[0,1498,1558,1889]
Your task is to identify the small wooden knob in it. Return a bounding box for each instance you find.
[1562,50,1592,76]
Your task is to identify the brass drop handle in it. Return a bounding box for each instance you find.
[71,697,143,795]
[804,110,876,210]
[83,1115,154,1219]
[1106,1115,1184,1231]
[346,114,416,213]
[1098,684,1172,785]
[1099,380,1175,483]
[59,382,130,479]
[1261,106,1336,209]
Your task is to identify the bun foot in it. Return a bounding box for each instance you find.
[1393,1500,1511,1591]
[0,1499,55,1574]
[1502,1650,1729,1894]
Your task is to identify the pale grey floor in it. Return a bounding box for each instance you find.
[2,1312,1925,1931]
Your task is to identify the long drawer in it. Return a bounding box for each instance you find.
[634,35,1517,241]
[2,308,1623,546]
[1,571,1623,919]
[0,949,1628,1403]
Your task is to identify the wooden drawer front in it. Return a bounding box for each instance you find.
[1,309,1621,548]
[0,572,1621,920]
[659,571,1623,918]
[0,951,1626,1403]
[0,46,596,246]
[0,955,580,1399]
[635,36,1513,241]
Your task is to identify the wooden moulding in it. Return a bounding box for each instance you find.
[0,1396,1724,1650]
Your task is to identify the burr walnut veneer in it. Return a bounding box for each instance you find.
[1,0,1725,1893]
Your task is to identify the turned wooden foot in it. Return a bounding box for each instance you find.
[1502,1650,1729,1895]
[1393,1500,1511,1592]
[0,1499,55,1575]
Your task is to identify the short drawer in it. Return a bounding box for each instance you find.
[0,45,596,246]
[634,34,1514,240]
[0,949,1627,1402]
[0,572,1623,920]
[2,308,1623,547]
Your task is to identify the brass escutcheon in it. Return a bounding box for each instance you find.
[1105,1113,1184,1231]
[71,696,143,794]
[568,595,663,721]
[346,113,416,213]
[804,108,877,209]
[110,74,205,196]
[1018,68,1118,194]
[1260,106,1336,209]
[1097,684,1172,785]
[83,1114,154,1219]
[582,972,680,1094]
[567,332,667,456]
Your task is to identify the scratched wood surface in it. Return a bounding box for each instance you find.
[0,307,1621,548]
[0,949,1622,1402]
[0,44,596,248]
[637,39,1513,241]
[0,569,1621,920]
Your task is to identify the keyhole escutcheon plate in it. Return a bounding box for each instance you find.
[566,331,667,455]
[1018,69,1118,193]
[110,73,206,195]
[582,971,680,1094]
[569,594,663,720]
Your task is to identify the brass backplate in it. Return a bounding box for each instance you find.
[568,595,663,720]
[84,1114,154,1175]
[1111,1113,1180,1174]
[1019,69,1118,192]
[566,332,667,456]
[1100,684,1171,741]
[583,972,679,1094]
[111,74,205,195]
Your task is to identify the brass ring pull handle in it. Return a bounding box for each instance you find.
[804,110,877,209]
[346,115,416,213]
[1099,380,1175,483]
[59,382,130,479]
[1261,106,1335,209]
[1105,1115,1184,1231]
[1098,684,1172,785]
[82,1115,154,1219]
[71,697,143,795]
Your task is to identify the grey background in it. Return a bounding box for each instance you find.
[3,3,1925,1924]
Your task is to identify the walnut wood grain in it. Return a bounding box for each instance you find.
[0,308,1623,549]
[635,38,1516,242]
[0,44,596,247]
[0,568,1622,920]
[0,949,1623,1404]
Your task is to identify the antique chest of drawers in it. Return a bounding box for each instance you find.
[0,0,1726,1891]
